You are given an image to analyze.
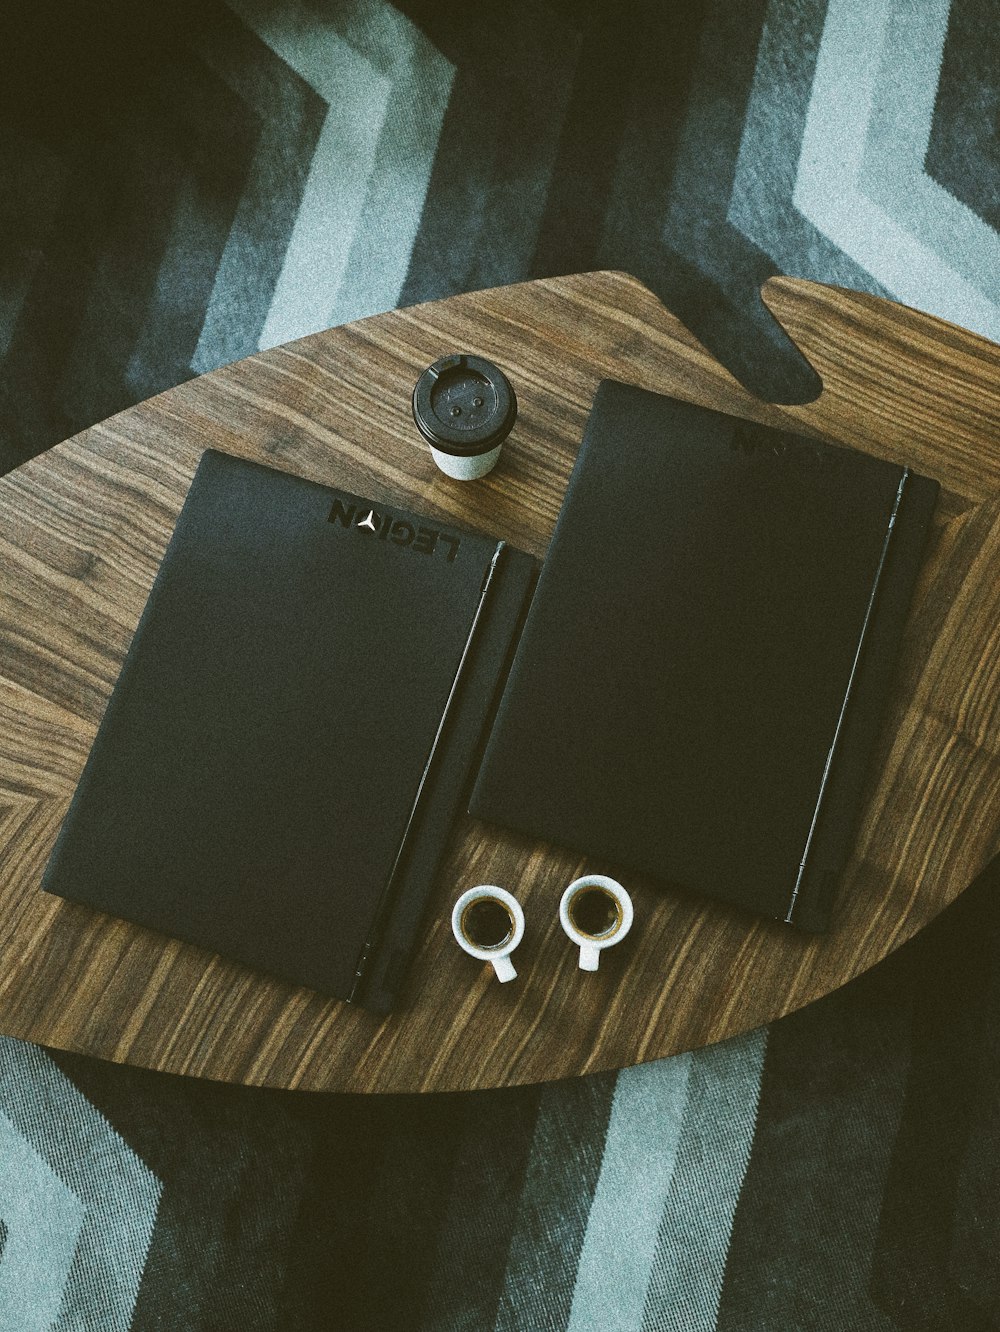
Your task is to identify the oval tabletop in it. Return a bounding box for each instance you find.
[1,272,999,1094]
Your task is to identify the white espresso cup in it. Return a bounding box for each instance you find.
[559,875,633,971]
[451,885,525,983]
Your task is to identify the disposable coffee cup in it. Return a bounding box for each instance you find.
[451,884,524,983]
[559,875,633,971]
[412,354,516,480]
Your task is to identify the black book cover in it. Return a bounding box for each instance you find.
[42,450,536,1010]
[469,382,939,931]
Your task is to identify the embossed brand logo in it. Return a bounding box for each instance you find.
[729,423,840,469]
[328,499,461,562]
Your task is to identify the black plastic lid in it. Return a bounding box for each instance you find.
[411,354,517,457]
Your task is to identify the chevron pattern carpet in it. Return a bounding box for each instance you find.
[1,1,998,1327]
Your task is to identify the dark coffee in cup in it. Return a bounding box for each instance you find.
[452,884,524,983]
[569,885,624,939]
[560,874,633,971]
[460,896,515,950]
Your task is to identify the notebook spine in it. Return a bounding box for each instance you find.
[784,469,911,925]
[349,540,508,1001]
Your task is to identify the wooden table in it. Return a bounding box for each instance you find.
[2,272,998,1093]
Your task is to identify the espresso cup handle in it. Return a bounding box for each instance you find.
[492,954,517,983]
[579,942,601,972]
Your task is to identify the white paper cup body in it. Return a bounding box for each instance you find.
[429,443,502,480]
[452,885,524,982]
[559,875,633,971]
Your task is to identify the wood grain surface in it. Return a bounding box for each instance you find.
[1,271,998,1093]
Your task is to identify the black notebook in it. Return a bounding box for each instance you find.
[42,450,536,1011]
[470,382,939,931]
